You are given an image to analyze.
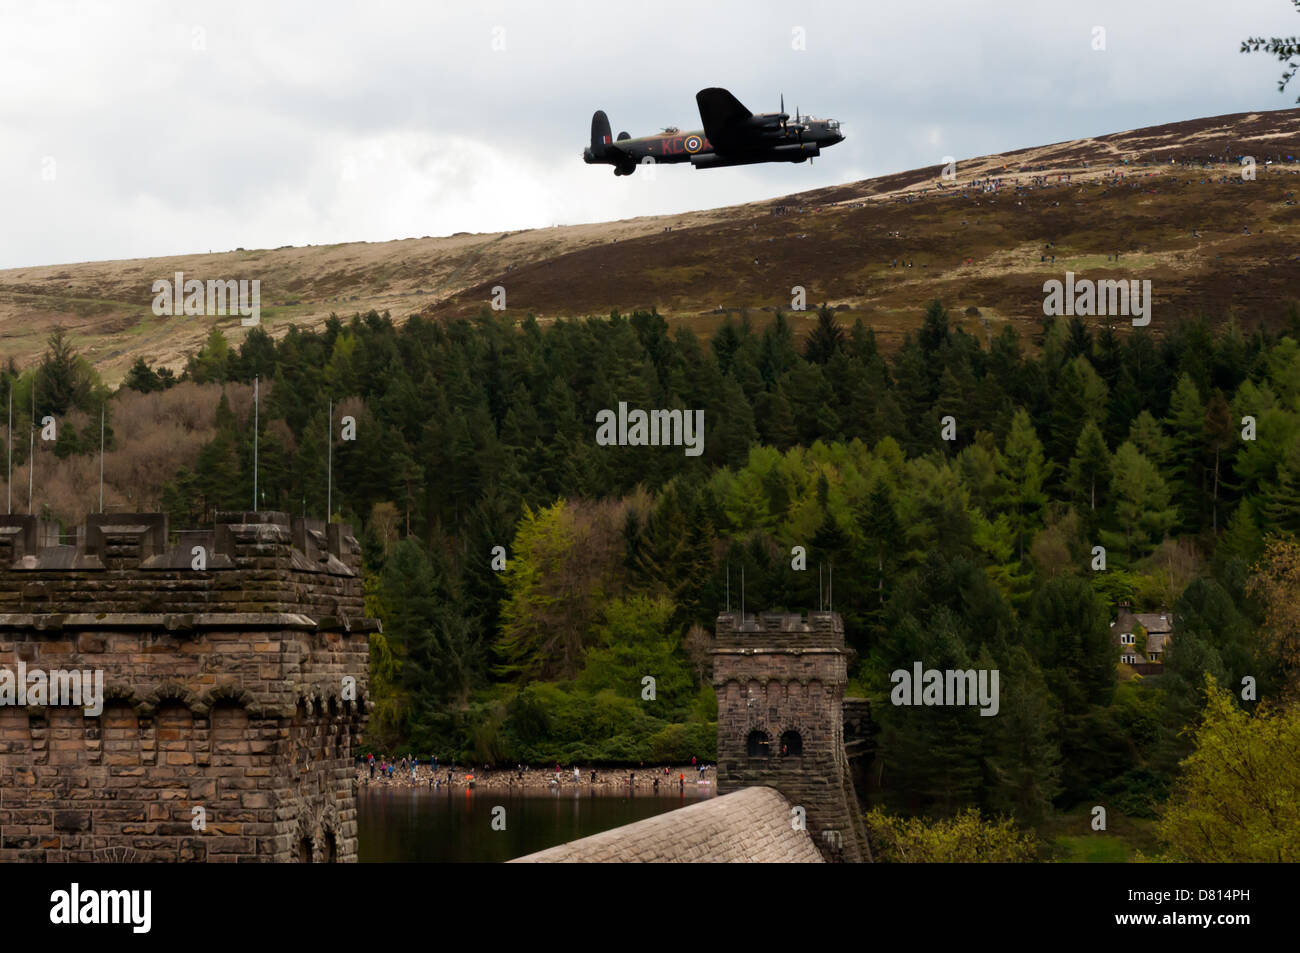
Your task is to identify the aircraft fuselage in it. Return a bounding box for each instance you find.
[584,89,844,176]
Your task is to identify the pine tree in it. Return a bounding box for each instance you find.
[709,377,758,467]
[123,357,163,394]
[918,299,951,360]
[759,312,799,385]
[39,327,94,415]
[1106,441,1178,561]
[712,316,742,374]
[998,409,1052,562]
[1217,502,1264,569]
[53,419,80,459]
[1165,373,1207,530]
[856,480,900,611]
[1049,355,1108,464]
[1127,410,1172,469]
[984,646,1062,822]
[1106,364,1144,446]
[876,615,986,814]
[811,472,849,561]
[754,387,798,449]
[1024,575,1116,713]
[804,306,845,365]
[1258,440,1300,534]
[1204,390,1235,532]
[186,326,232,384]
[1067,420,1112,516]
[891,336,934,456]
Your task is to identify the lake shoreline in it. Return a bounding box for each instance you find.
[356,762,717,794]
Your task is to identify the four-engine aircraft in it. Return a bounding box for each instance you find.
[583,87,844,175]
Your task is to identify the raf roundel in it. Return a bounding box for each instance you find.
[684,135,703,153]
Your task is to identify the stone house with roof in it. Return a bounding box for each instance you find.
[1112,601,1174,673]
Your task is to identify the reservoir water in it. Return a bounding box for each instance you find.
[358,785,715,862]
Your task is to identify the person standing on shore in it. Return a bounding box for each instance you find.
[573,765,580,784]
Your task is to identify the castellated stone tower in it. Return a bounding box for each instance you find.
[713,611,871,862]
[0,511,373,862]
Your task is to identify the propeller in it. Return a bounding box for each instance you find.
[780,93,786,132]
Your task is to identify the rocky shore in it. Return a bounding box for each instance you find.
[356,762,716,793]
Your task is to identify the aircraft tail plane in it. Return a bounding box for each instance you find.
[590,110,613,154]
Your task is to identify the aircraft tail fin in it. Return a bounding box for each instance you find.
[591,110,613,152]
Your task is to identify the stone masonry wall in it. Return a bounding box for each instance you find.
[0,511,373,862]
[712,611,871,862]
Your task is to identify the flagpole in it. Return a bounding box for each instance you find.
[98,403,105,513]
[252,376,259,511]
[27,373,35,514]
[326,398,332,521]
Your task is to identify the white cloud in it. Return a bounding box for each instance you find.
[0,0,1297,267]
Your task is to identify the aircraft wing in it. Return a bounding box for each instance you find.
[695,87,754,153]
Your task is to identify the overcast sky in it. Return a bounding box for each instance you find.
[1,0,1298,269]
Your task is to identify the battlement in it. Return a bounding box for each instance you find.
[0,511,365,623]
[0,511,372,863]
[0,510,360,574]
[714,611,847,651]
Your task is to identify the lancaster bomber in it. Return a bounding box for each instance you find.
[583,87,844,175]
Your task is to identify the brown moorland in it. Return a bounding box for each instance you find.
[2,107,1299,386]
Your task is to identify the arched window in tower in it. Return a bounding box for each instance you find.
[746,730,771,757]
[780,730,803,757]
